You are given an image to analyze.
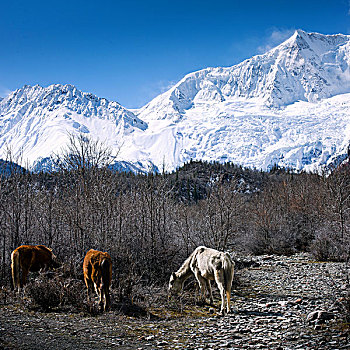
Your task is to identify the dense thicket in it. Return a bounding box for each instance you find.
[0,138,349,289]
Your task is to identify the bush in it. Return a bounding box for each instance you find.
[310,228,348,262]
[242,229,297,256]
[24,272,85,312]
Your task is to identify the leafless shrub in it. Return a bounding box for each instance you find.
[23,272,85,312]
[24,274,63,311]
[311,232,341,262]
[310,224,350,262]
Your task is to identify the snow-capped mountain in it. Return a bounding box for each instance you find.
[133,29,350,171]
[138,29,350,122]
[1,30,350,173]
[0,84,148,169]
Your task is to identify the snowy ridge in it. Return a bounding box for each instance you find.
[1,30,350,173]
[0,84,147,165]
[138,30,350,123]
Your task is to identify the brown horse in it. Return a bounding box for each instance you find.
[11,245,60,291]
[83,249,112,312]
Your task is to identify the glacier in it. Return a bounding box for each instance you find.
[1,29,350,173]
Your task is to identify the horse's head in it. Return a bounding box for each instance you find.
[50,254,61,269]
[168,272,182,296]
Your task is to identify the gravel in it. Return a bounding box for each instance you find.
[0,253,349,349]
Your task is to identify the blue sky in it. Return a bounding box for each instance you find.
[0,0,349,108]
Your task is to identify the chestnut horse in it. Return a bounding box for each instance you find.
[83,249,112,312]
[11,245,60,291]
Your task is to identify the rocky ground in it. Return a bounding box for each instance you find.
[0,253,349,349]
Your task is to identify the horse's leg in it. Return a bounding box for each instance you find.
[101,286,105,311]
[225,265,234,313]
[84,277,93,302]
[97,284,104,311]
[14,266,20,292]
[11,252,20,292]
[92,275,103,310]
[214,271,226,314]
[205,280,213,305]
[91,270,101,300]
[226,290,231,313]
[193,270,207,304]
[218,284,226,314]
[13,271,20,292]
[93,281,99,298]
[102,284,110,312]
[21,267,29,289]
[99,280,108,312]
[102,281,110,311]
[105,289,110,311]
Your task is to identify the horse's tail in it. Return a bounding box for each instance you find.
[11,250,20,291]
[101,257,111,310]
[222,252,235,292]
[101,258,111,289]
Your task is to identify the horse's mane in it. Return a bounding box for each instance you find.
[36,245,53,253]
[176,247,202,278]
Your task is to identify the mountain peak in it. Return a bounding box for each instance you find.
[139,30,350,122]
[11,83,106,104]
[293,28,308,39]
[0,83,148,165]
[283,29,350,53]
[3,83,148,130]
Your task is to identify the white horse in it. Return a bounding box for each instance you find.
[169,246,235,314]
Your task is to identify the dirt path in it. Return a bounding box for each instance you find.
[1,253,349,349]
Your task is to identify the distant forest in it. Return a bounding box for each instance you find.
[0,136,349,289]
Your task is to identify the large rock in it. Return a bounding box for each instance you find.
[307,310,335,323]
